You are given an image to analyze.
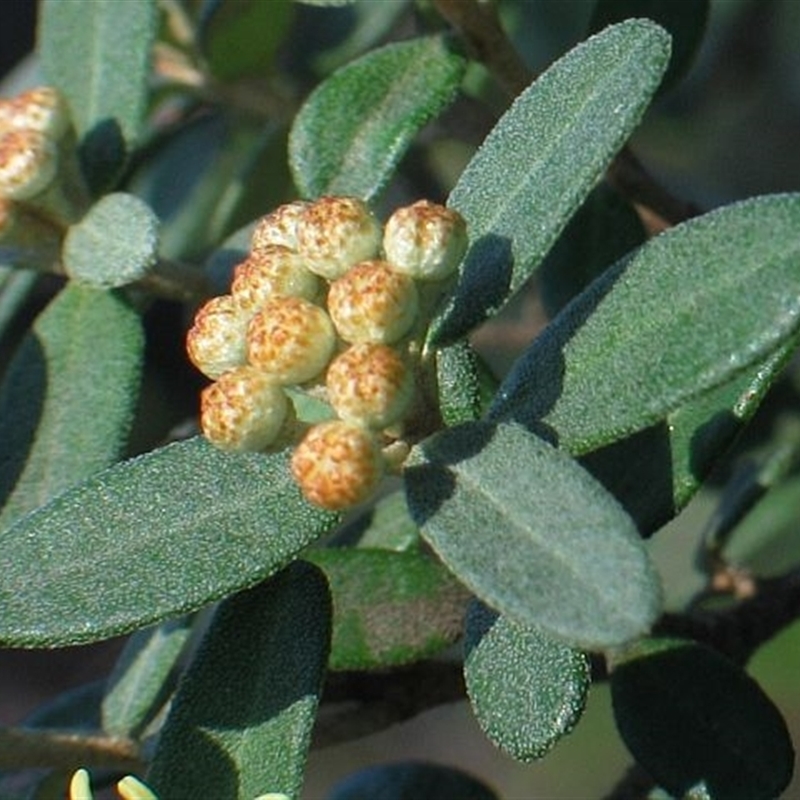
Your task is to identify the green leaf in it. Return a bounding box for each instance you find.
[63,193,159,288]
[430,18,670,345]
[0,437,337,647]
[539,183,646,317]
[101,617,194,737]
[148,563,330,800]
[200,0,293,82]
[39,0,157,189]
[289,35,466,202]
[0,268,39,341]
[492,194,800,456]
[305,548,469,670]
[611,638,794,800]
[327,762,499,800]
[589,0,710,93]
[405,421,661,649]
[464,602,589,762]
[334,489,421,552]
[436,340,496,427]
[0,285,144,531]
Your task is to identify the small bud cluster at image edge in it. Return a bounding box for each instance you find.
[187,196,467,510]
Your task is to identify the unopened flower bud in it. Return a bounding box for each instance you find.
[0,86,71,140]
[186,295,249,379]
[200,366,289,452]
[326,343,413,429]
[297,196,381,280]
[327,260,418,344]
[291,420,384,510]
[251,201,310,252]
[247,295,336,384]
[0,129,58,201]
[383,200,468,281]
[231,245,321,312]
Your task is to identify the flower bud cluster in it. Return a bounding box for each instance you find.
[187,196,468,510]
[0,86,89,236]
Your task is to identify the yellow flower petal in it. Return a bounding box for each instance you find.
[69,769,94,800]
[117,775,159,800]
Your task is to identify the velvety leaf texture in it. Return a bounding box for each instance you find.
[430,19,670,345]
[491,194,800,456]
[148,563,331,800]
[289,35,466,201]
[611,638,794,800]
[405,421,661,649]
[0,285,144,531]
[305,548,469,670]
[0,438,337,647]
[63,193,160,287]
[464,602,589,762]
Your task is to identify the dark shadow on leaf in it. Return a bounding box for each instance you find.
[0,334,46,522]
[462,598,498,662]
[79,117,126,196]
[688,409,742,483]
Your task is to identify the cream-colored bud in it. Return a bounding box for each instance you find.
[201,366,289,452]
[291,420,384,510]
[326,343,413,429]
[383,200,468,281]
[0,129,58,201]
[296,196,382,280]
[247,296,336,385]
[0,87,71,140]
[231,245,321,312]
[327,260,418,344]
[251,201,310,252]
[186,295,250,379]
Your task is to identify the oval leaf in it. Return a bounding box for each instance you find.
[148,562,330,800]
[405,421,661,649]
[611,638,794,800]
[436,340,495,427]
[64,193,159,287]
[0,437,337,647]
[0,285,144,531]
[39,0,157,188]
[305,548,469,670]
[289,35,466,201]
[430,18,670,345]
[492,194,800,456]
[464,602,589,762]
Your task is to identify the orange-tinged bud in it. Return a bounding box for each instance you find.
[383,199,468,281]
[0,129,57,201]
[326,343,413,429]
[291,420,384,510]
[247,295,336,384]
[297,196,381,280]
[250,200,310,252]
[327,260,419,344]
[186,295,250,379]
[231,245,321,312]
[200,366,289,452]
[0,86,71,140]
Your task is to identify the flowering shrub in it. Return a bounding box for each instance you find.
[0,1,799,799]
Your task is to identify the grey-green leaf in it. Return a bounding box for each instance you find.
[102,617,194,738]
[289,35,466,202]
[436,340,496,427]
[39,0,157,187]
[464,602,589,762]
[148,563,330,800]
[64,193,159,288]
[305,548,469,670]
[492,194,800,457]
[430,18,671,345]
[405,421,661,649]
[0,437,337,647]
[0,285,144,531]
[611,638,794,800]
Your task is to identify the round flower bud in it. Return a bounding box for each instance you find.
[326,343,414,429]
[0,129,58,201]
[0,87,71,140]
[231,245,321,313]
[383,199,468,281]
[296,196,382,280]
[200,366,289,452]
[327,260,419,344]
[247,295,336,385]
[251,201,310,252]
[291,420,384,510]
[186,295,250,379]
